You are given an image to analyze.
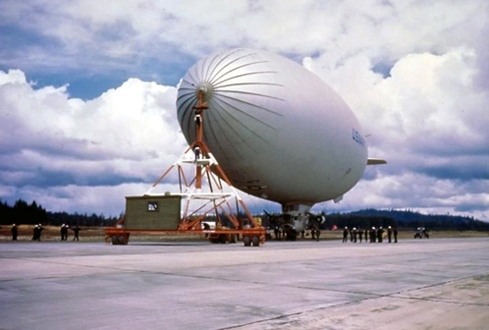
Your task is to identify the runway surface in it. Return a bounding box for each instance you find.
[1,237,489,329]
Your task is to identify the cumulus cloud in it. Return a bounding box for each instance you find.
[311,47,489,218]
[0,69,187,214]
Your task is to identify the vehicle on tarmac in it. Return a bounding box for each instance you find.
[414,227,430,239]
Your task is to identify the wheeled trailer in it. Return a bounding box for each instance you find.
[105,227,266,246]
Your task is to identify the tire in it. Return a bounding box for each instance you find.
[219,234,227,244]
[252,236,259,247]
[243,236,251,246]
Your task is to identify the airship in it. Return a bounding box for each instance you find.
[176,48,385,238]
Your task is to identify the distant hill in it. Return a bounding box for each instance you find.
[325,209,489,231]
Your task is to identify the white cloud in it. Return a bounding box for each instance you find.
[0,69,188,215]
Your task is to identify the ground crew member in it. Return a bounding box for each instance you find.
[11,224,18,241]
[393,226,398,243]
[71,225,80,241]
[274,226,280,240]
[60,224,65,241]
[370,227,376,243]
[377,227,384,243]
[342,227,348,242]
[32,225,39,241]
[358,228,363,243]
[37,224,44,241]
[33,224,44,241]
[387,226,392,243]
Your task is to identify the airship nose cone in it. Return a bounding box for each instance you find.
[197,83,213,99]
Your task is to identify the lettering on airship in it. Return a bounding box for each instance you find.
[352,128,365,147]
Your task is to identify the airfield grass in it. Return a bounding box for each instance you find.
[0,225,487,243]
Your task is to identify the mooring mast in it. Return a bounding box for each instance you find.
[105,88,265,246]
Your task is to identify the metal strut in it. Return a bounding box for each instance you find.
[192,88,208,190]
[187,89,260,230]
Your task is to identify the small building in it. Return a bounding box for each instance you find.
[124,194,182,230]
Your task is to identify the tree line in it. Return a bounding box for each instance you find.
[331,209,489,231]
[2,198,488,231]
[0,199,119,227]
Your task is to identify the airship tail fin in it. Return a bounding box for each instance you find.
[367,158,387,165]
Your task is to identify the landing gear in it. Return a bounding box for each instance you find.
[243,235,262,247]
[284,227,297,241]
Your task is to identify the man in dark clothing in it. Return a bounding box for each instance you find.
[358,228,363,243]
[61,224,69,241]
[71,226,80,241]
[273,226,280,240]
[342,227,348,243]
[32,225,39,241]
[387,226,392,243]
[370,227,376,243]
[377,227,384,243]
[393,226,398,243]
[37,224,44,241]
[11,224,18,240]
[32,224,43,241]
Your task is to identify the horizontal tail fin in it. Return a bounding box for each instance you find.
[367,158,387,165]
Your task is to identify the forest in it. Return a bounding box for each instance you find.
[325,209,489,231]
[0,199,120,227]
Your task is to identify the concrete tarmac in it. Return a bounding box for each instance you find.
[1,237,489,330]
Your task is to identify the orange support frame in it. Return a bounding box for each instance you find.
[106,88,265,245]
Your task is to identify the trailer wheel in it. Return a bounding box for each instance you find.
[219,234,227,244]
[118,235,127,245]
[111,235,118,245]
[243,236,251,246]
[252,236,259,247]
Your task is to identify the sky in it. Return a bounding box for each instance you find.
[0,0,488,220]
